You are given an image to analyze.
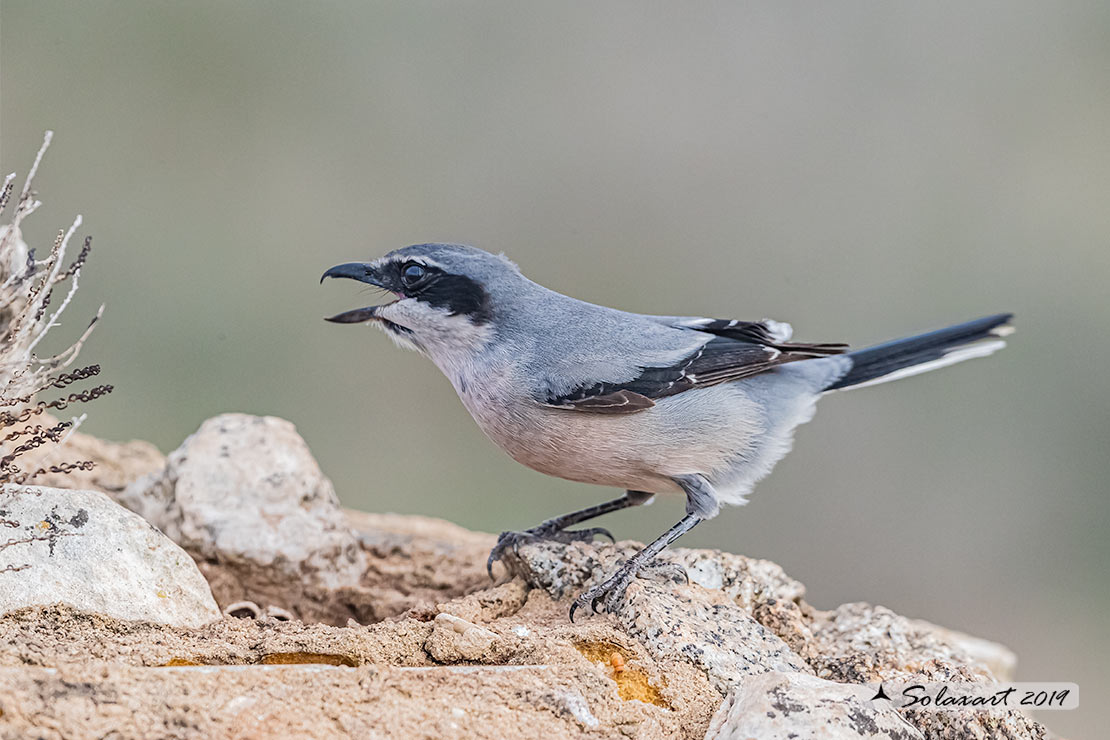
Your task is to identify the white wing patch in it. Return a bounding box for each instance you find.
[759,318,793,343]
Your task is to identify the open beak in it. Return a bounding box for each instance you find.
[323,305,381,324]
[320,261,382,286]
[321,261,394,324]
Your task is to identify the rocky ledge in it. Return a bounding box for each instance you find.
[0,414,1054,739]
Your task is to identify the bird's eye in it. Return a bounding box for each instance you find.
[400,262,427,286]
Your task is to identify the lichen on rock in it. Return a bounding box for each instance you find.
[0,485,220,628]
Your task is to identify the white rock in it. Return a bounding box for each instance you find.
[122,414,365,590]
[425,612,500,663]
[705,671,924,740]
[0,485,220,628]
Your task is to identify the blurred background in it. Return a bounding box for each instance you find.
[2,2,1106,735]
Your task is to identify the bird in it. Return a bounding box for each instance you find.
[321,243,1012,620]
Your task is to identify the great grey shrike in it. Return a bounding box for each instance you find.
[322,243,1011,619]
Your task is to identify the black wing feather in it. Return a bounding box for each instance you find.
[545,322,849,415]
[547,337,787,413]
[692,319,848,356]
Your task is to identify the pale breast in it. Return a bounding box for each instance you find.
[456,374,764,495]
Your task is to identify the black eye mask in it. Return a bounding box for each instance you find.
[322,258,493,324]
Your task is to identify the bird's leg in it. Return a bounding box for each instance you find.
[569,474,718,621]
[487,490,655,577]
[569,513,701,620]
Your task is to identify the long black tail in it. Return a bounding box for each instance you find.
[825,313,1013,391]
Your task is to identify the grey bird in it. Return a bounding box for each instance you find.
[322,244,1012,619]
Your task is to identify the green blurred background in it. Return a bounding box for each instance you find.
[2,2,1106,736]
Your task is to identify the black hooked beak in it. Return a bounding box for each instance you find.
[320,261,381,286]
[321,262,390,324]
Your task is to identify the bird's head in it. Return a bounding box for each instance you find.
[321,243,523,360]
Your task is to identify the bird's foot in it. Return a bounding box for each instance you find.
[487,523,613,578]
[570,560,639,621]
[569,557,689,621]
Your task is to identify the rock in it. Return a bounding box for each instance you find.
[508,540,1053,740]
[121,414,367,623]
[509,539,806,608]
[0,485,220,628]
[805,603,1000,684]
[0,598,718,739]
[0,420,1057,740]
[115,416,503,626]
[682,547,807,610]
[620,579,812,691]
[344,509,495,621]
[118,415,498,625]
[425,612,503,663]
[913,620,1017,682]
[512,541,812,690]
[0,512,1059,740]
[0,662,671,740]
[705,671,925,740]
[899,703,1049,740]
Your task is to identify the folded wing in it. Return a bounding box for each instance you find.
[544,318,847,414]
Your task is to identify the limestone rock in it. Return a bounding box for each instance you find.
[619,579,812,691]
[0,470,1056,740]
[705,671,925,740]
[899,704,1048,740]
[121,414,367,622]
[512,541,812,690]
[0,485,220,628]
[912,619,1017,682]
[0,597,718,739]
[509,540,1051,740]
[510,539,805,608]
[110,416,496,625]
[0,662,667,740]
[425,612,503,663]
[682,547,807,610]
[806,603,1001,683]
[122,413,365,586]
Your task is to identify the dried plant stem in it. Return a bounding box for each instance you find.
[0,132,112,485]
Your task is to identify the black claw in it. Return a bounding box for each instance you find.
[591,527,615,543]
[569,602,580,623]
[486,530,536,580]
[487,523,617,585]
[545,526,613,546]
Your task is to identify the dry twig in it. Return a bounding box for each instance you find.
[0,133,112,485]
